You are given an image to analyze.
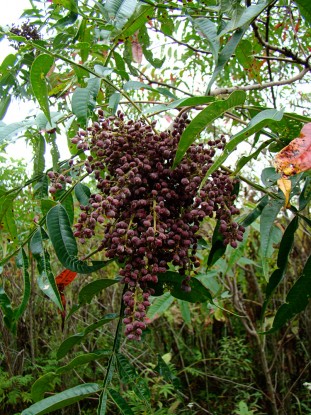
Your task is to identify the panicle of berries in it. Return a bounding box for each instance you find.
[71,110,244,340]
[47,169,73,194]
[10,21,41,49]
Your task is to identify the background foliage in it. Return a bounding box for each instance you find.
[0,0,311,414]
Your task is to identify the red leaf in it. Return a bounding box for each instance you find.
[55,269,77,290]
[275,122,311,177]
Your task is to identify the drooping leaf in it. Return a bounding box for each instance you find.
[294,0,311,25]
[299,175,311,211]
[52,0,78,13]
[0,286,15,333]
[0,119,34,145]
[207,26,247,93]
[138,25,165,68]
[74,182,91,206]
[31,372,58,403]
[193,17,219,60]
[201,108,284,184]
[68,277,118,317]
[116,353,151,405]
[71,77,101,126]
[207,221,226,267]
[46,204,108,273]
[275,122,311,177]
[178,300,191,324]
[262,216,299,317]
[103,0,138,31]
[260,198,284,279]
[219,0,274,36]
[56,350,111,375]
[14,249,31,319]
[173,91,246,168]
[155,354,181,390]
[30,227,63,310]
[147,292,175,319]
[0,95,11,120]
[32,134,46,177]
[241,195,269,228]
[143,96,215,115]
[21,383,101,415]
[268,254,311,333]
[30,54,54,124]
[57,314,118,359]
[109,389,134,415]
[156,271,213,303]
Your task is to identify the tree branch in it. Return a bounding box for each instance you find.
[209,67,310,96]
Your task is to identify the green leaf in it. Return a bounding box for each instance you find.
[57,314,118,359]
[68,278,118,316]
[0,119,34,145]
[78,278,119,305]
[71,77,101,126]
[200,108,284,184]
[109,389,134,415]
[235,138,274,174]
[116,353,150,406]
[21,383,101,415]
[207,221,227,267]
[33,134,46,177]
[30,54,54,124]
[294,0,311,25]
[74,182,91,206]
[0,95,11,120]
[193,17,219,60]
[219,1,273,36]
[241,195,269,228]
[138,25,165,68]
[14,249,31,319]
[119,4,154,40]
[299,176,311,211]
[143,96,215,115]
[155,355,181,390]
[260,198,284,279]
[57,350,111,375]
[53,0,78,12]
[173,91,246,168]
[0,286,15,333]
[31,372,58,403]
[147,292,175,319]
[103,0,138,31]
[2,207,18,244]
[157,271,213,303]
[46,204,108,273]
[268,254,311,333]
[30,227,63,310]
[206,26,247,93]
[262,217,299,317]
[178,300,191,324]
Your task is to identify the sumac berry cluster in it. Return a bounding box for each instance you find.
[71,110,244,340]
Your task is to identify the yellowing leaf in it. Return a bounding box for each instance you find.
[277,177,291,208]
[275,122,311,176]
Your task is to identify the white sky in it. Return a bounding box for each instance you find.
[0,0,71,169]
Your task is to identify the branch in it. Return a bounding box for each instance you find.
[252,21,310,68]
[209,67,310,96]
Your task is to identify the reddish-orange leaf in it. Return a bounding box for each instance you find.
[55,269,77,289]
[275,122,311,177]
